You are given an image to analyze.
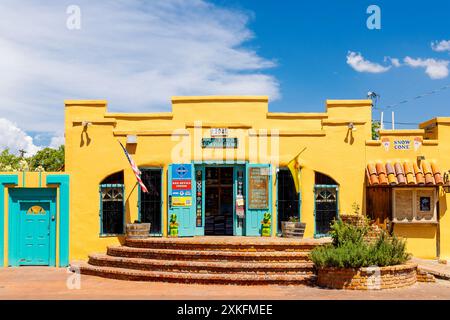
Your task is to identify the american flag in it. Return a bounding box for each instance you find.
[118,141,148,193]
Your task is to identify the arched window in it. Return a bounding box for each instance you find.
[99,171,124,235]
[314,171,338,237]
[315,172,338,185]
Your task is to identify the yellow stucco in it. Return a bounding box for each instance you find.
[4,96,450,263]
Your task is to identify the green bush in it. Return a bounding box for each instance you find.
[311,220,410,268]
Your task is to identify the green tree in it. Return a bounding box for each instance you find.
[372,120,380,140]
[0,148,20,171]
[29,145,65,172]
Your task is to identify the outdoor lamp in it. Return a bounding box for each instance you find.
[127,134,137,144]
[443,170,450,193]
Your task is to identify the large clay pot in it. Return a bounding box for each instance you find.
[281,221,306,238]
[126,223,151,239]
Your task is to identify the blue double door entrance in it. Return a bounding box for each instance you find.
[168,163,272,237]
[9,188,56,266]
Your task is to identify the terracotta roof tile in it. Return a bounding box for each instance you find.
[367,160,441,187]
[413,162,425,185]
[394,162,406,185]
[403,162,416,185]
[385,163,397,185]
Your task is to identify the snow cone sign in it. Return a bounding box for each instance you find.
[414,137,422,151]
[382,138,390,151]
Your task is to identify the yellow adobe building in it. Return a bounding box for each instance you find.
[1,95,450,267]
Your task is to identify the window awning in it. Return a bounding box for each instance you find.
[366,160,443,186]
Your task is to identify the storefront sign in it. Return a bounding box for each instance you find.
[201,138,238,148]
[248,167,269,209]
[393,139,411,150]
[171,164,193,206]
[172,196,192,206]
[172,179,191,190]
[210,128,228,137]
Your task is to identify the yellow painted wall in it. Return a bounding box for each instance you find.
[63,97,450,261]
[64,97,372,259]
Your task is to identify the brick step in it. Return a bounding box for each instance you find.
[107,246,312,262]
[125,237,328,252]
[70,262,316,285]
[88,254,315,274]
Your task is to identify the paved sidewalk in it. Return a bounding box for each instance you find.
[1,267,450,299]
[412,257,450,280]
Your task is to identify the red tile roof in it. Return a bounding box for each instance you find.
[366,160,443,186]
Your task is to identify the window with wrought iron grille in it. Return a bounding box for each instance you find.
[100,184,125,235]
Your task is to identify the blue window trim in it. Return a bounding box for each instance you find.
[99,183,125,236]
[0,174,19,267]
[138,167,163,237]
[313,184,339,238]
[276,167,302,236]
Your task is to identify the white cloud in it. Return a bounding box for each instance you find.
[387,57,401,67]
[0,118,40,156]
[0,0,279,143]
[49,135,65,149]
[431,40,450,52]
[346,51,391,73]
[403,56,449,79]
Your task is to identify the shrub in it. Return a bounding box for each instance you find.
[329,218,368,247]
[311,220,410,268]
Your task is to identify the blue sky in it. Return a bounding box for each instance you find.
[0,0,449,153]
[214,0,450,125]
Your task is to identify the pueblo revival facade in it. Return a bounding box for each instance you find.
[1,96,450,267]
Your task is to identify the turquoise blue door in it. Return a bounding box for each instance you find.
[19,201,51,265]
[168,164,195,237]
[245,164,272,236]
[8,188,56,266]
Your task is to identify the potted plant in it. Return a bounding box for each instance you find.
[126,220,151,239]
[310,219,416,290]
[281,216,306,238]
[261,212,271,237]
[169,214,179,237]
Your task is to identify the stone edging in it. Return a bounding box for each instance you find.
[316,263,417,290]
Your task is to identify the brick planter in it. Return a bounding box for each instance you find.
[316,263,417,290]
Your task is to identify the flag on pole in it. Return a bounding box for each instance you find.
[118,141,148,193]
[287,149,305,194]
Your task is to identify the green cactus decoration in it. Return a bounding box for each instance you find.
[261,212,271,237]
[169,213,179,237]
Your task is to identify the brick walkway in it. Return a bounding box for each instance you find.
[412,257,450,280]
[2,267,450,299]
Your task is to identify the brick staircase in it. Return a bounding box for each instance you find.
[70,237,329,285]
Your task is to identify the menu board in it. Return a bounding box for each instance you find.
[248,167,269,209]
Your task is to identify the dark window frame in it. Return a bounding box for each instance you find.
[276,167,301,234]
[99,183,125,236]
[138,167,163,236]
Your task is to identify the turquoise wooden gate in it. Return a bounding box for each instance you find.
[245,164,272,236]
[168,164,195,237]
[8,188,56,266]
